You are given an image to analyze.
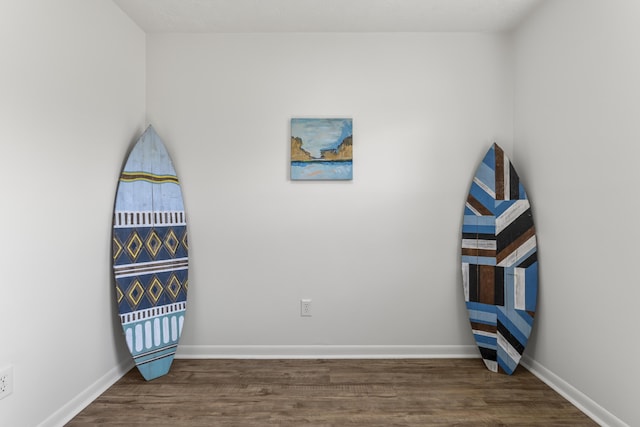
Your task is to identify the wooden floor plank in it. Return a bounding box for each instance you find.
[66,359,597,426]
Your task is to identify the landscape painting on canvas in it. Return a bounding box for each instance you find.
[291,118,353,180]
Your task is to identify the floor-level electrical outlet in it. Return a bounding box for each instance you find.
[301,299,312,317]
[0,366,13,400]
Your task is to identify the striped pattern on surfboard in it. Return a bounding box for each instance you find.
[112,125,188,381]
[461,143,537,375]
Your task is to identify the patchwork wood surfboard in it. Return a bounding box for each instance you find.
[112,126,188,381]
[461,143,538,374]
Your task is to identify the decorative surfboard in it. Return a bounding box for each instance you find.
[112,126,188,381]
[461,143,537,375]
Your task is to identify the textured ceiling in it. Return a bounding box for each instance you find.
[113,0,542,33]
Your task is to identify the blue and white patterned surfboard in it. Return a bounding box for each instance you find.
[112,126,188,381]
[461,143,538,375]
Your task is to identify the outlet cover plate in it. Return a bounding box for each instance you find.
[301,299,312,317]
[0,365,13,400]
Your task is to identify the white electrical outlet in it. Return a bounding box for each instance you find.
[0,366,13,400]
[300,299,312,317]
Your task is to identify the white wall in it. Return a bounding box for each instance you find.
[146,33,513,356]
[0,1,145,426]
[513,1,639,426]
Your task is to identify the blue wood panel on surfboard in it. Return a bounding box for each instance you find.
[461,143,537,375]
[112,125,188,381]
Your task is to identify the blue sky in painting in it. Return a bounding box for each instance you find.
[291,118,352,159]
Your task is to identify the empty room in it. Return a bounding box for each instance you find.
[0,0,637,426]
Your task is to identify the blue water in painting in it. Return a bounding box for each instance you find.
[291,161,352,180]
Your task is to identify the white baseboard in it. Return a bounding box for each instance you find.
[521,355,629,427]
[175,344,480,359]
[38,358,135,427]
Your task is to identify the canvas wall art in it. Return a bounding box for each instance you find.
[291,118,353,180]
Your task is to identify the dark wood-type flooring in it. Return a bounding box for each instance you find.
[67,359,597,426]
